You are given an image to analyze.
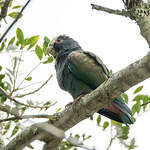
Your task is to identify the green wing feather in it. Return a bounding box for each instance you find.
[68,50,109,89]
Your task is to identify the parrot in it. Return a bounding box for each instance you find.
[47,35,133,125]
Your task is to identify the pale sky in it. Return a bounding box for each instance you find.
[1,0,150,150]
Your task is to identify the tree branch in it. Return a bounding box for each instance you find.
[0,0,32,42]
[0,103,18,116]
[15,75,53,98]
[0,0,11,21]
[3,51,150,150]
[91,2,150,47]
[141,101,150,106]
[0,87,57,109]
[91,4,131,18]
[0,114,53,123]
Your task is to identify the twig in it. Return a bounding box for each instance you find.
[141,101,150,106]
[91,4,131,18]
[18,81,43,90]
[0,114,53,123]
[0,87,57,109]
[0,103,18,116]
[106,138,114,150]
[66,136,94,150]
[15,75,53,98]
[17,62,41,89]
[12,51,23,94]
[0,0,32,42]
[106,123,113,150]
[0,0,11,21]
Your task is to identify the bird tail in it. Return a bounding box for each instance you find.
[98,98,133,125]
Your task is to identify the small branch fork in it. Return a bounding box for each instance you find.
[15,74,53,98]
[0,74,56,110]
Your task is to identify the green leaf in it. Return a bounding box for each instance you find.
[16,28,24,46]
[25,35,39,50]
[43,56,54,64]
[85,135,91,140]
[13,57,17,71]
[43,36,50,55]
[0,74,5,81]
[9,0,13,7]
[121,93,128,104]
[3,121,11,135]
[131,104,136,115]
[133,95,150,106]
[7,37,15,48]
[132,101,141,115]
[25,77,32,81]
[128,138,137,149]
[134,86,143,94]
[12,5,22,9]
[117,126,129,140]
[136,101,141,114]
[0,42,5,52]
[141,95,150,110]
[109,69,113,75]
[0,66,2,71]
[103,121,109,130]
[11,125,19,137]
[35,45,43,60]
[56,108,62,112]
[75,134,80,139]
[43,101,51,106]
[8,12,20,18]
[96,115,101,126]
[111,120,122,127]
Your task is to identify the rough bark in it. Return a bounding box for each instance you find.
[133,3,150,46]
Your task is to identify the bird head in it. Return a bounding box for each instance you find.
[47,35,81,58]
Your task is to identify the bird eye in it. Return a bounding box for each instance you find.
[56,39,62,43]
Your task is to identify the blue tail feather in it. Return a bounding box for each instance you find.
[98,98,133,125]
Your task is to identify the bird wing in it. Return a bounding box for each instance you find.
[68,50,109,89]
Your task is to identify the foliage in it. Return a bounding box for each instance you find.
[0,27,54,149]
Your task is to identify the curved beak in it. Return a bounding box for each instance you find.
[47,38,57,57]
[47,44,56,57]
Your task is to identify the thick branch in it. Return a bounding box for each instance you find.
[3,51,150,150]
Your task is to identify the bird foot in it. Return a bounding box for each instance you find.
[65,94,85,108]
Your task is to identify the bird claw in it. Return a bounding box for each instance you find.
[65,94,85,112]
